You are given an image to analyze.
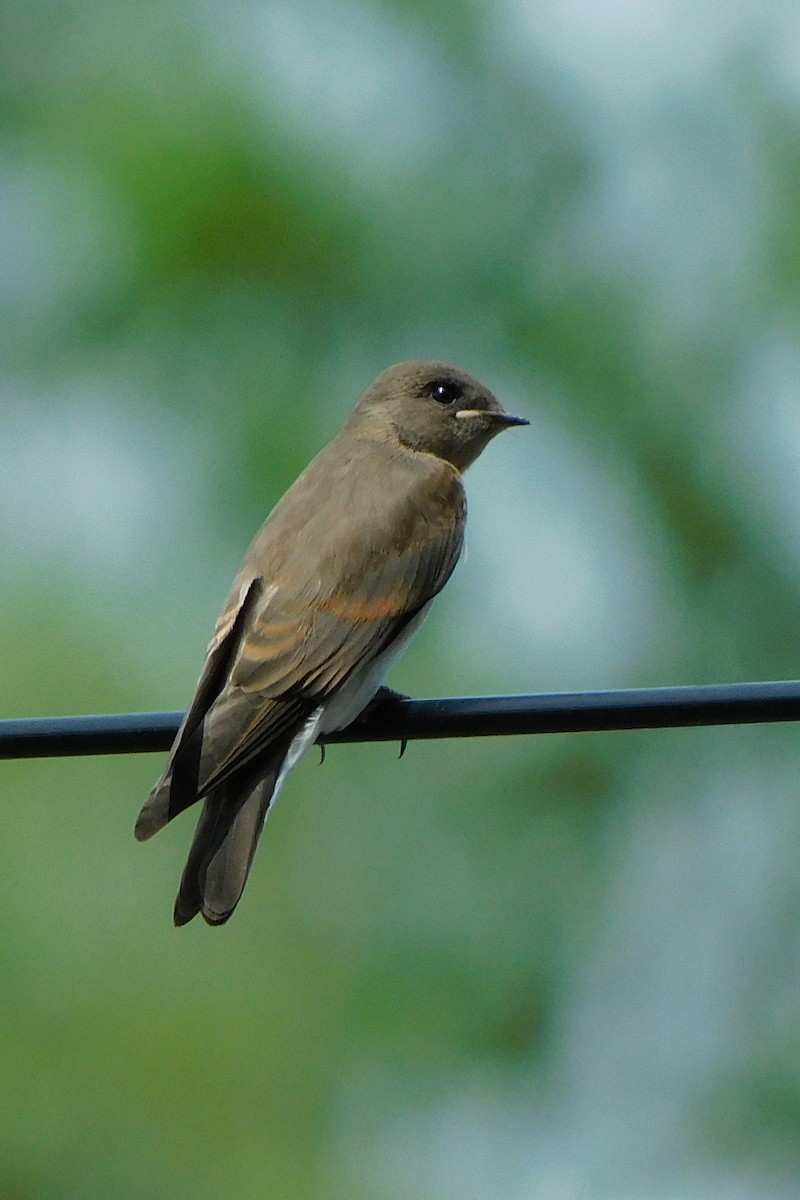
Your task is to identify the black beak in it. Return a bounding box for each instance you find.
[491,411,529,427]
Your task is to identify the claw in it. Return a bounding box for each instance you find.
[398,739,408,760]
[319,744,326,765]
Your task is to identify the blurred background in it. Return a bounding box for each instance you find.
[3,1,800,1196]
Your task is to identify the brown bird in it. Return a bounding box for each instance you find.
[135,361,528,926]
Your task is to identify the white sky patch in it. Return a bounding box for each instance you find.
[503,0,771,339]
[201,0,451,175]
[459,406,679,690]
[0,380,205,584]
[0,155,134,334]
[506,0,761,107]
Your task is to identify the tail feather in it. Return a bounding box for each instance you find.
[173,766,280,927]
[140,705,325,926]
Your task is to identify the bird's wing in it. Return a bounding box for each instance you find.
[192,472,465,797]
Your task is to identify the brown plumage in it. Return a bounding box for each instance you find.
[135,361,528,926]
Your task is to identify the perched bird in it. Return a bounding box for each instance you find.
[135,361,528,926]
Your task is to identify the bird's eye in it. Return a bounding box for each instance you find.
[426,380,463,405]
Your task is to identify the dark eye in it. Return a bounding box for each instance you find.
[426,380,463,405]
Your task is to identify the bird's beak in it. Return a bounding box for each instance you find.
[491,411,529,427]
[455,408,529,427]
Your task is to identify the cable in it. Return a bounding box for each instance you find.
[2,679,800,760]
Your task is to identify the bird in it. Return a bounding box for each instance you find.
[135,360,528,926]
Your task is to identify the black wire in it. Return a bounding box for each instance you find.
[2,679,800,760]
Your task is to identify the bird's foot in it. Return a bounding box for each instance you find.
[358,685,411,718]
[357,686,410,759]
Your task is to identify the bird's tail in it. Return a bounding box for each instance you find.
[173,764,281,927]
[138,706,324,926]
[172,708,324,926]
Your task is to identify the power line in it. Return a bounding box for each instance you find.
[2,679,800,760]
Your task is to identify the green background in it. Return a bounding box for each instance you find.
[3,3,800,1196]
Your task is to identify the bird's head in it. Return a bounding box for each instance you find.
[355,360,528,471]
